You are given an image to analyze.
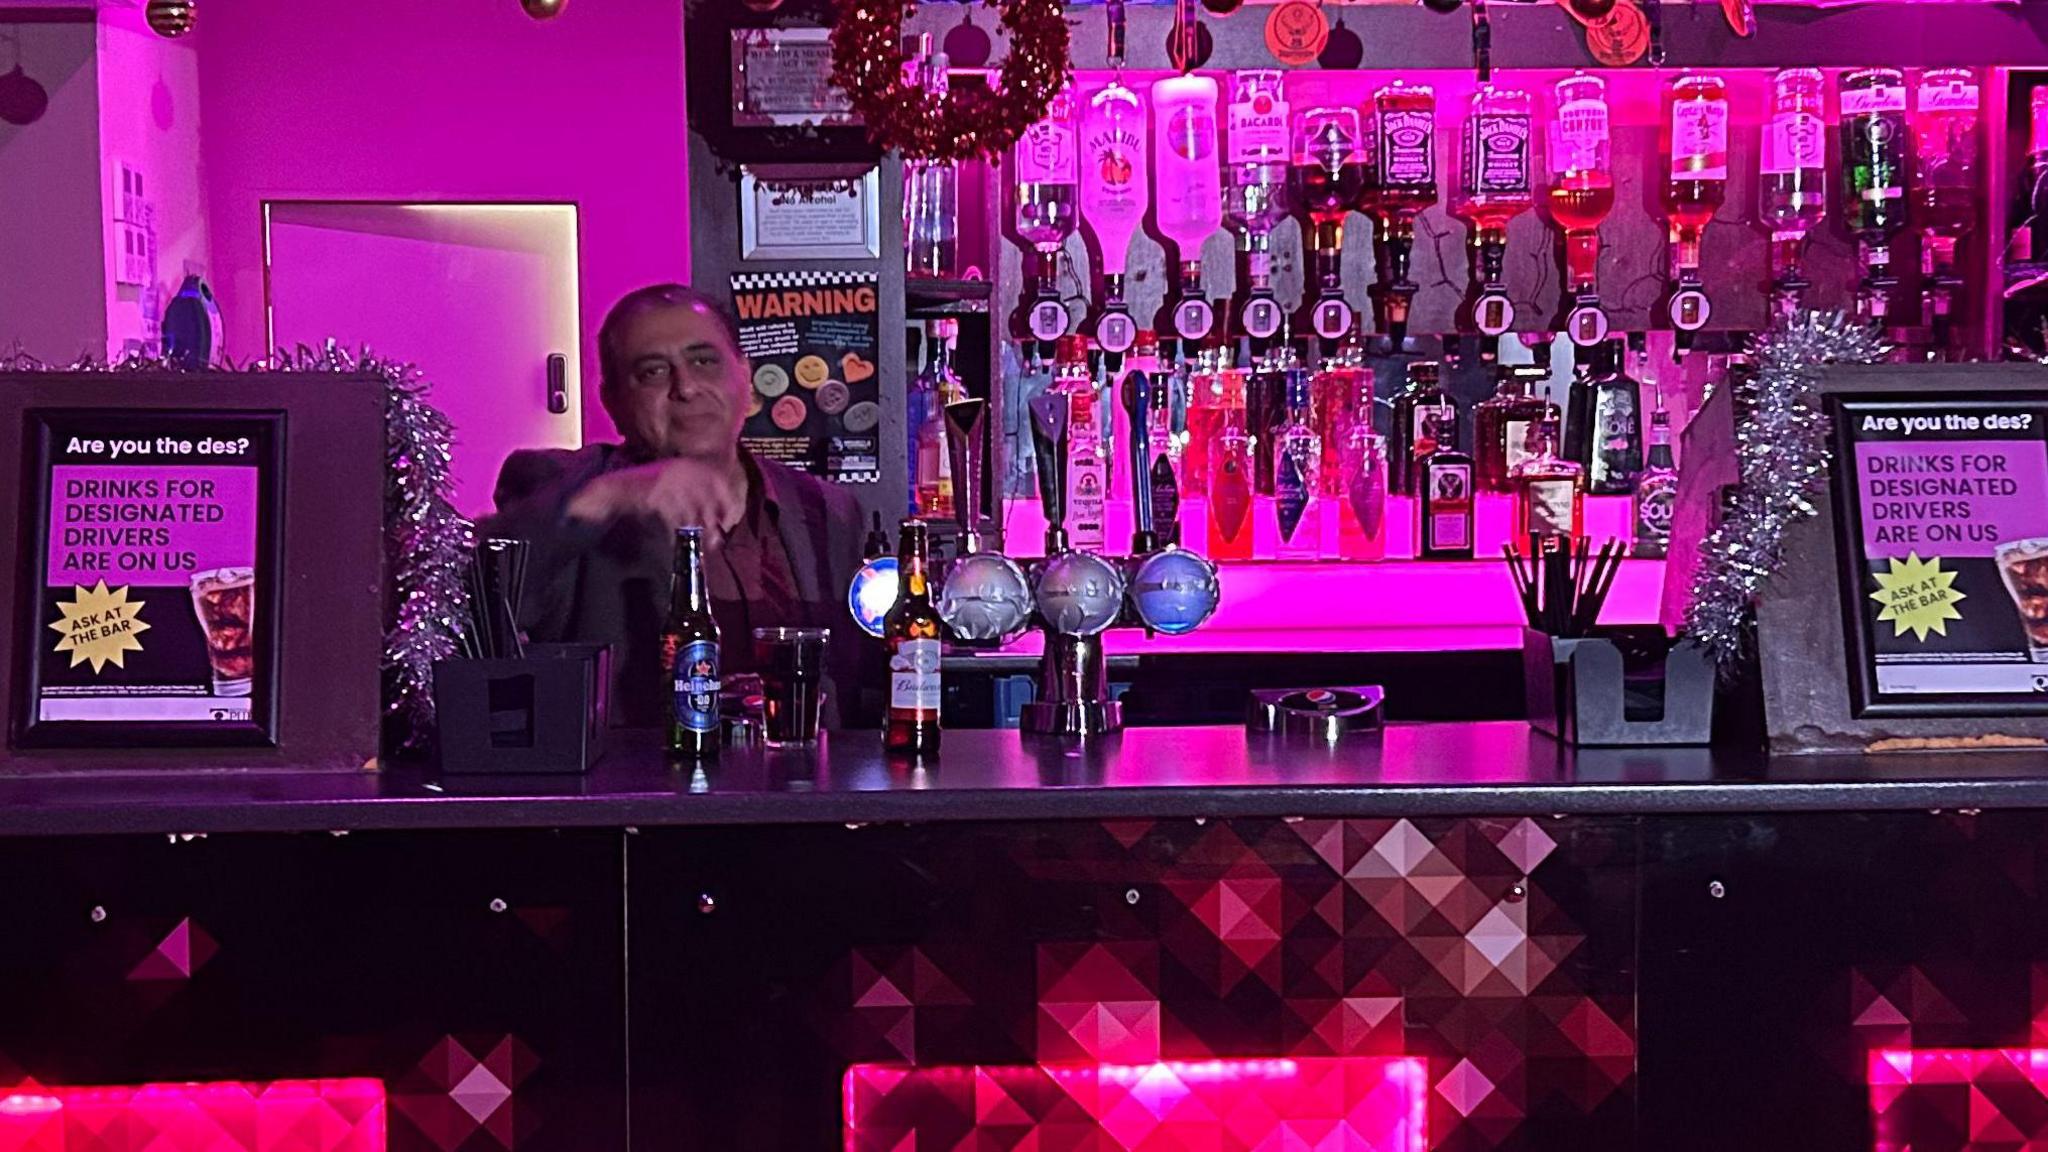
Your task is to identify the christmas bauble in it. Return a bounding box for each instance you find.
[521,0,568,19]
[1571,0,1617,18]
[1201,0,1244,14]
[1421,0,1462,13]
[1129,549,1221,637]
[741,0,784,12]
[0,66,49,127]
[937,552,1033,642]
[1034,552,1126,637]
[146,0,196,38]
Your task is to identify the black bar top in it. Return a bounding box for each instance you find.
[1,724,2048,837]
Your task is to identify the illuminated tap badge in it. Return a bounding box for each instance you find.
[1313,298,1353,340]
[1242,297,1283,340]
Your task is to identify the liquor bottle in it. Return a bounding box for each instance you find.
[1292,107,1369,346]
[1152,74,1224,348]
[1080,72,1149,359]
[1246,343,1296,495]
[1367,81,1440,351]
[2030,89,2048,258]
[1182,345,1224,495]
[1146,375,1184,547]
[1312,331,1372,498]
[1207,414,1254,561]
[912,318,964,517]
[1759,68,1828,316]
[1337,426,1388,562]
[884,519,943,755]
[1572,342,1643,495]
[662,526,720,760]
[1224,69,1292,346]
[1662,72,1728,337]
[1389,359,1456,496]
[1273,368,1323,560]
[1914,67,1981,350]
[1455,85,1536,339]
[1547,72,1615,347]
[1474,363,1554,493]
[1838,67,1908,321]
[1053,335,1107,551]
[904,37,959,280]
[1509,412,1585,543]
[1416,428,1476,561]
[1013,86,1080,358]
[1632,387,1679,559]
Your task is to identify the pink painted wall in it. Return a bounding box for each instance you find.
[195,0,692,440]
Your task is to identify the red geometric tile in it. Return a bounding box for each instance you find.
[1870,1049,2048,1152]
[0,1080,382,1152]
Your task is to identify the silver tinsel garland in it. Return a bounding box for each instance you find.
[1683,312,1889,670]
[2,343,473,746]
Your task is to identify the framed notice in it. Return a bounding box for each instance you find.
[739,165,881,261]
[729,29,857,128]
[731,269,880,484]
[1830,393,2048,716]
[16,409,282,746]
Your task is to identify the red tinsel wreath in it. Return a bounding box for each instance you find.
[830,0,1070,163]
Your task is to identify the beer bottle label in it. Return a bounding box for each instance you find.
[890,638,942,713]
[673,639,721,734]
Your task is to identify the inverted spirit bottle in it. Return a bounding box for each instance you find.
[1548,73,1615,347]
[1508,412,1585,543]
[1368,81,1440,352]
[1080,74,1150,360]
[1455,85,1536,340]
[1153,74,1224,349]
[1838,67,1909,322]
[1632,387,1678,558]
[903,37,959,281]
[1013,87,1080,361]
[1662,72,1728,339]
[1224,69,1291,347]
[1337,426,1388,562]
[1759,68,1827,318]
[1293,107,1369,346]
[1914,68,1981,352]
[1053,335,1107,551]
[1273,368,1323,560]
[1474,362,1554,493]
[1389,359,1456,496]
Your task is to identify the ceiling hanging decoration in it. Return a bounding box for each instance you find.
[145,0,197,39]
[520,0,569,18]
[830,0,1070,163]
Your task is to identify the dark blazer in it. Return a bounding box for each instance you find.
[480,444,879,729]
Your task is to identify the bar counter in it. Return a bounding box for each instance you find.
[4,722,2048,837]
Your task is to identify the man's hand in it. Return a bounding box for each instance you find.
[565,457,745,544]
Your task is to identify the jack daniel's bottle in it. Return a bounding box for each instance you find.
[663,527,720,760]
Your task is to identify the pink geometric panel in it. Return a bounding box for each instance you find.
[843,1057,1427,1152]
[1869,1048,2048,1152]
[0,1080,383,1152]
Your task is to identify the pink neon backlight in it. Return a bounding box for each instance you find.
[844,1056,1427,1151]
[1868,1048,2048,1152]
[0,1079,384,1152]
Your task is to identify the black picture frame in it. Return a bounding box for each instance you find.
[1825,390,2048,719]
[12,409,285,748]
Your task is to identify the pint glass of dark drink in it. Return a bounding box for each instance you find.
[753,627,830,745]
[189,567,255,695]
[1997,539,2048,662]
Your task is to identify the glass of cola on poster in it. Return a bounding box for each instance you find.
[189,567,255,696]
[1996,539,2048,663]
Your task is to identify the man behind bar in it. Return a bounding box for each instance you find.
[483,284,877,728]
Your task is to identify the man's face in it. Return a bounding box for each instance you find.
[603,303,750,461]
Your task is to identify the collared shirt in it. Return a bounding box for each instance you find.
[703,456,802,674]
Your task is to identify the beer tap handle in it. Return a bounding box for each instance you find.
[1120,368,1156,551]
[1028,392,1070,553]
[943,398,987,554]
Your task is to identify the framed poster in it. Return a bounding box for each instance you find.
[1829,392,2048,717]
[15,409,282,746]
[729,29,857,128]
[739,165,881,261]
[731,270,880,484]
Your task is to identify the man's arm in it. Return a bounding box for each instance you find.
[476,447,613,641]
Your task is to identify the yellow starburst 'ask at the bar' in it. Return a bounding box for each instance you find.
[1869,553,1967,642]
[49,580,151,672]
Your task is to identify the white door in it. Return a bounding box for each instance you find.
[264,202,583,516]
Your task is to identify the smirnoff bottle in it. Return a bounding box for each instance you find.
[1080,74,1149,358]
[1152,74,1224,348]
[1224,69,1291,346]
[1013,87,1080,357]
[1632,387,1679,558]
[1838,67,1909,321]
[1273,368,1323,560]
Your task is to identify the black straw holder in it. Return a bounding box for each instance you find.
[433,643,610,774]
[1523,626,1713,746]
